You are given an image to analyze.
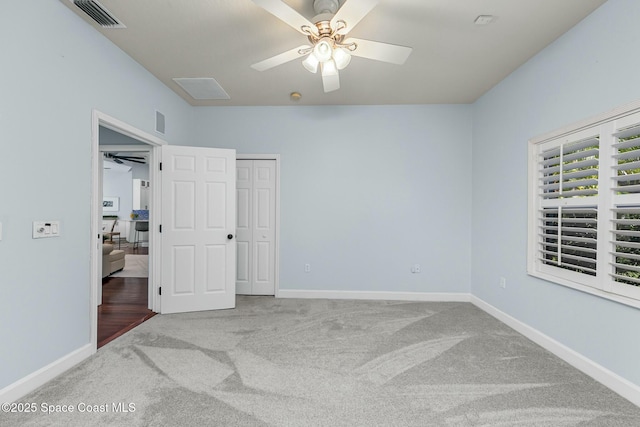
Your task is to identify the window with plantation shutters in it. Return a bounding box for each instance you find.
[539,137,599,201]
[528,102,640,307]
[534,129,600,285]
[539,207,597,276]
[610,117,640,301]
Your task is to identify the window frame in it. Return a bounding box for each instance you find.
[528,100,640,309]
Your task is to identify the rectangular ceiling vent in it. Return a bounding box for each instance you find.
[72,0,125,28]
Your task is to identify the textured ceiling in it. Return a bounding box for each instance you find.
[61,0,607,106]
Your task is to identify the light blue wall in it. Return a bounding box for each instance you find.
[0,0,191,388]
[471,0,640,387]
[191,105,473,294]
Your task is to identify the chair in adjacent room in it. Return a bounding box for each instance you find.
[132,221,149,251]
[103,219,121,249]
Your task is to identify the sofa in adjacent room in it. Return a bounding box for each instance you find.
[102,243,125,278]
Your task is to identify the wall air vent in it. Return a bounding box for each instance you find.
[72,0,126,28]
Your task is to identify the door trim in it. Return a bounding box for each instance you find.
[236,154,281,297]
[90,110,166,351]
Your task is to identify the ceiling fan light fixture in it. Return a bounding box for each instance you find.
[332,47,351,70]
[321,59,338,77]
[314,38,333,62]
[302,53,319,73]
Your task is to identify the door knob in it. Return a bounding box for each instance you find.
[227,234,234,240]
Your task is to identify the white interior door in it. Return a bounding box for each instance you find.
[236,159,276,295]
[160,145,236,314]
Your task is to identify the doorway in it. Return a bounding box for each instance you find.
[99,144,153,347]
[90,110,164,351]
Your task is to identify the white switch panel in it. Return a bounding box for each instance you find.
[33,221,61,239]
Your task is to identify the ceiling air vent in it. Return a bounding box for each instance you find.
[72,0,125,28]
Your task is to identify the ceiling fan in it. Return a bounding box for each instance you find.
[250,0,412,93]
[104,153,146,164]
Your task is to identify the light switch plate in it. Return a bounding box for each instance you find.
[33,221,60,239]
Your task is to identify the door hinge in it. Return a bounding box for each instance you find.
[159,286,162,296]
[159,224,162,233]
[159,162,162,171]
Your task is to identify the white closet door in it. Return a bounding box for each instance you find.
[236,161,253,295]
[236,160,276,295]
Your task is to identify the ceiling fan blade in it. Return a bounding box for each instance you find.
[251,45,311,71]
[126,159,147,164]
[322,70,340,93]
[117,156,145,160]
[346,38,412,65]
[251,0,318,35]
[331,0,379,35]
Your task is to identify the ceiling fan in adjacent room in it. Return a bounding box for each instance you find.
[250,0,413,93]
[104,153,147,164]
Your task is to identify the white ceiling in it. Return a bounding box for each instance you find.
[62,0,607,106]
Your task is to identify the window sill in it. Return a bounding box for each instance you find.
[528,270,640,310]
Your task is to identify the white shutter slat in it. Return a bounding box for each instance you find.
[612,219,640,226]
[611,251,640,261]
[612,262,640,273]
[540,150,598,168]
[558,188,598,198]
[612,229,640,238]
[612,136,640,150]
[613,159,640,171]
[540,178,598,191]
[612,184,640,194]
[561,235,597,245]
[610,273,640,285]
[612,241,640,249]
[612,150,640,161]
[562,148,599,164]
[612,207,640,214]
[612,172,640,183]
[542,158,598,175]
[613,126,640,139]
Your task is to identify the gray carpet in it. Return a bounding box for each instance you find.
[6,297,640,426]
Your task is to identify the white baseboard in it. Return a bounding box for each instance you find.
[471,296,640,407]
[0,344,94,403]
[277,289,471,302]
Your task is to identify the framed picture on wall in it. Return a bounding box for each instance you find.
[103,196,119,212]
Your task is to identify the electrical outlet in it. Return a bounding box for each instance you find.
[499,277,506,288]
[411,264,421,274]
[304,263,311,273]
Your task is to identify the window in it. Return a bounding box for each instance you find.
[528,103,640,306]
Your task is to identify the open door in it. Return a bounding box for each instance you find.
[160,145,236,314]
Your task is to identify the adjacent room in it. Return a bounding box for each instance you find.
[100,125,153,346]
[1,0,640,424]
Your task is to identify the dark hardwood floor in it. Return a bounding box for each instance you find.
[98,243,154,348]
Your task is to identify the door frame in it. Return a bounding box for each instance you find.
[90,110,165,350]
[236,154,281,297]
